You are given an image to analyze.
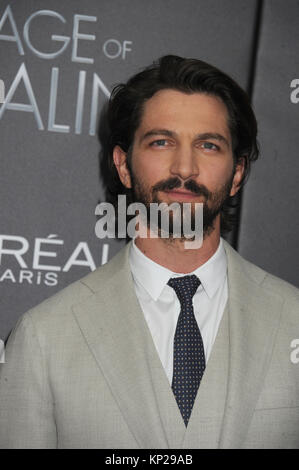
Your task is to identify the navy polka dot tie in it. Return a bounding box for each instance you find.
[168,275,205,426]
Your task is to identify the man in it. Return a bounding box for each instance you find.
[0,55,299,449]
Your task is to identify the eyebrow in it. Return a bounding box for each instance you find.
[140,129,230,148]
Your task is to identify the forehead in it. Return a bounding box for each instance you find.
[136,89,231,141]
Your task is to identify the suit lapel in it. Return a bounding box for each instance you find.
[219,241,284,448]
[72,243,185,449]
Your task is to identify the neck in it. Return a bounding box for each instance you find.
[134,216,221,273]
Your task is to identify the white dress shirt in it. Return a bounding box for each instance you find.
[129,237,228,384]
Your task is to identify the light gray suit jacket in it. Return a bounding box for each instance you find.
[0,240,299,449]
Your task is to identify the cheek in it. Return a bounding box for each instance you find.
[132,153,168,184]
[202,159,234,188]
[130,162,155,193]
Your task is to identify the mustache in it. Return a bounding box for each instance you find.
[152,177,210,199]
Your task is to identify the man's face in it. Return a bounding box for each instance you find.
[114,89,244,237]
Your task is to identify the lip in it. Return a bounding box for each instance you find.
[163,189,200,201]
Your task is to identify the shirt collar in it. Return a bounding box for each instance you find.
[129,237,227,301]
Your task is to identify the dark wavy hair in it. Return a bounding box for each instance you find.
[102,54,259,234]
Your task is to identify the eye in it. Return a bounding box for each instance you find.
[201,141,219,151]
[150,139,168,147]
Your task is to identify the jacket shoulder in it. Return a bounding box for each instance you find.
[223,239,299,300]
[241,254,299,303]
[24,243,129,327]
[233,247,299,328]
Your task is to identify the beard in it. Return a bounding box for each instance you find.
[128,168,235,240]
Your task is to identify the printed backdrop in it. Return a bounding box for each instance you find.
[0,0,298,342]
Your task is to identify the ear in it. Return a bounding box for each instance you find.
[230,157,245,197]
[113,145,132,189]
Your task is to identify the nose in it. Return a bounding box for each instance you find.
[169,145,199,181]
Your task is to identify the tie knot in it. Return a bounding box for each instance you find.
[168,274,200,304]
